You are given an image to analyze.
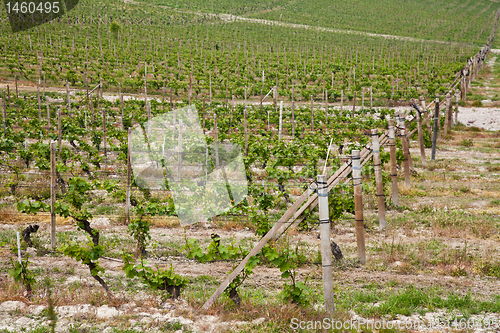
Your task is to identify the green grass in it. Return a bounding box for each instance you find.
[338,286,500,318]
[244,0,499,44]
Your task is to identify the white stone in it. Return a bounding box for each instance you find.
[91,217,112,228]
[15,317,33,326]
[28,305,45,316]
[0,301,27,312]
[96,305,121,319]
[251,317,266,325]
[168,317,193,326]
[26,247,37,258]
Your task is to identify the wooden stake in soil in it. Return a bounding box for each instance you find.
[229,95,234,133]
[66,82,71,117]
[278,101,283,140]
[2,91,7,132]
[443,94,450,136]
[446,94,453,133]
[50,141,56,251]
[57,108,62,160]
[317,174,335,316]
[340,89,343,117]
[455,91,459,125]
[421,96,431,136]
[362,88,365,109]
[397,114,411,188]
[352,150,366,264]
[324,89,328,123]
[15,76,18,98]
[119,83,124,130]
[46,101,50,128]
[144,63,148,109]
[371,129,386,230]
[177,119,183,182]
[102,108,107,170]
[292,87,295,138]
[370,86,373,109]
[352,91,356,116]
[126,129,132,224]
[310,95,314,131]
[388,120,398,206]
[431,97,439,160]
[202,98,206,131]
[37,83,42,122]
[244,106,248,156]
[146,101,151,137]
[416,108,426,167]
[214,114,219,168]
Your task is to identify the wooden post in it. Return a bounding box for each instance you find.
[146,101,151,137]
[214,114,219,168]
[292,87,295,138]
[431,97,439,160]
[37,83,42,122]
[447,94,453,133]
[460,76,466,102]
[274,86,278,110]
[177,119,183,182]
[209,72,212,103]
[102,108,107,170]
[398,114,410,188]
[324,89,328,123]
[370,86,373,109]
[2,91,6,132]
[352,150,366,264]
[443,94,450,136]
[50,141,56,251]
[144,63,148,110]
[361,88,365,109]
[202,98,206,131]
[416,109,426,167]
[317,174,335,316]
[57,109,62,160]
[244,106,248,156]
[126,128,131,223]
[229,95,234,133]
[260,71,264,113]
[421,97,431,136]
[46,101,50,128]
[162,79,166,103]
[278,101,283,140]
[352,91,356,116]
[90,94,95,128]
[170,88,173,110]
[310,95,314,131]
[66,82,71,117]
[119,83,124,130]
[388,120,398,206]
[188,72,192,104]
[371,129,386,230]
[455,92,459,125]
[15,76,18,98]
[6,85,10,105]
[340,89,343,117]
